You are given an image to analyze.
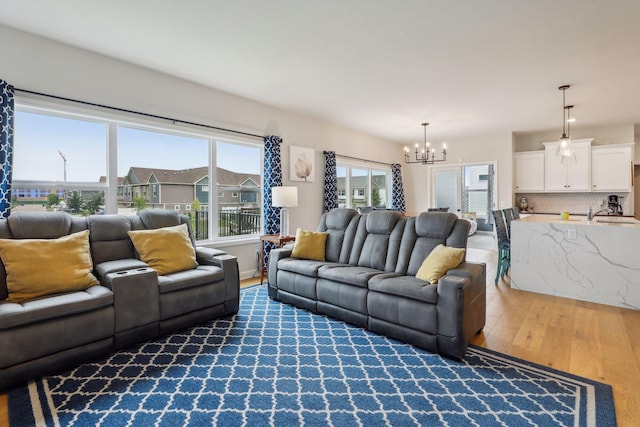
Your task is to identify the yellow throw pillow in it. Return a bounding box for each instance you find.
[290,228,328,261]
[415,244,465,284]
[0,230,99,303]
[127,223,197,276]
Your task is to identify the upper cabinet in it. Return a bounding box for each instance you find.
[543,139,592,192]
[514,151,544,192]
[591,144,634,192]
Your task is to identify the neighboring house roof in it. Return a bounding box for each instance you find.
[119,167,260,187]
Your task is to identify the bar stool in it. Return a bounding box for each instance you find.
[492,209,510,284]
[502,207,516,238]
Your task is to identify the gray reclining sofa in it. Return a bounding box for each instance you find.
[0,209,239,390]
[268,208,486,359]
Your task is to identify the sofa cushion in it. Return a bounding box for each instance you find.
[318,265,383,287]
[291,229,328,261]
[368,273,438,304]
[0,230,99,303]
[157,265,224,293]
[128,224,197,276]
[88,214,136,264]
[6,211,77,239]
[278,258,343,278]
[138,209,182,229]
[415,244,465,284]
[317,208,360,263]
[0,285,113,329]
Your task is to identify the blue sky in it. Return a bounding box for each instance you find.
[13,111,261,182]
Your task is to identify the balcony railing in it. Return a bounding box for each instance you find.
[191,210,261,240]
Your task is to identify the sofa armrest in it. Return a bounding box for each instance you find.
[267,248,293,294]
[195,247,227,263]
[199,254,239,313]
[103,267,159,334]
[436,261,486,359]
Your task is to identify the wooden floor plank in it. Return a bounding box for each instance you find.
[1,249,638,426]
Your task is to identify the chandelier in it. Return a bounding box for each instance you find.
[404,123,447,164]
[557,85,576,163]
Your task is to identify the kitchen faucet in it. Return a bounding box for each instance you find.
[587,202,612,221]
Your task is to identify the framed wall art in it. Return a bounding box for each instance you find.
[290,145,314,182]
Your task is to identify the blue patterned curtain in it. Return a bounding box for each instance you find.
[262,135,283,267]
[323,151,338,213]
[0,81,14,219]
[391,163,406,214]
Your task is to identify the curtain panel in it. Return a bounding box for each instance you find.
[0,80,14,219]
[323,151,338,213]
[391,163,406,214]
[262,135,283,267]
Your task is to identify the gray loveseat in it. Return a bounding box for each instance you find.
[268,208,486,359]
[0,209,239,390]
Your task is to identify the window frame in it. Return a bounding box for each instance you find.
[336,161,392,210]
[13,96,265,243]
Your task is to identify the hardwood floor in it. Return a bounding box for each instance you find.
[466,248,640,427]
[1,250,638,426]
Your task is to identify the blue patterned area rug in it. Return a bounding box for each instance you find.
[10,285,615,426]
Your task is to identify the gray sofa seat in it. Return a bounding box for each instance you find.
[269,208,486,360]
[277,258,345,278]
[157,265,225,293]
[368,274,438,304]
[317,265,384,287]
[0,285,113,330]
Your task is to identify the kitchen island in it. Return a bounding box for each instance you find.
[511,214,640,310]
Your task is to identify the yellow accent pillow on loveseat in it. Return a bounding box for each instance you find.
[0,230,99,303]
[127,223,197,276]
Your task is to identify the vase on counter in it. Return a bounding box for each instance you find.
[519,196,528,212]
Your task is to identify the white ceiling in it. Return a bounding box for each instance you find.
[1,0,639,144]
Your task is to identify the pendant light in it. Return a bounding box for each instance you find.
[557,85,576,163]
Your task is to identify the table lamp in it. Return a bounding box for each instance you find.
[271,186,298,237]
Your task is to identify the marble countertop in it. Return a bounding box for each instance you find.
[517,214,640,227]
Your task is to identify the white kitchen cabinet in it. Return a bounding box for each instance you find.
[591,144,634,192]
[543,139,591,192]
[514,151,544,192]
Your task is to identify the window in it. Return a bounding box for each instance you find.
[13,110,107,215]
[14,102,263,242]
[336,163,391,210]
[216,141,261,237]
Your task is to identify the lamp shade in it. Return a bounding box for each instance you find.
[271,186,298,208]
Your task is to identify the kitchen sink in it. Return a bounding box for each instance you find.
[595,217,640,224]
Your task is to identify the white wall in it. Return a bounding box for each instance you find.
[514,124,635,152]
[0,24,404,278]
[404,132,513,214]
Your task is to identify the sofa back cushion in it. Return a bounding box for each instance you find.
[316,208,360,263]
[88,214,136,265]
[137,209,196,246]
[350,211,405,271]
[400,212,470,276]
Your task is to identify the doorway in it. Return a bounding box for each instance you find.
[432,163,496,231]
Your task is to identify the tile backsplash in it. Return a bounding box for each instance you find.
[514,192,632,216]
